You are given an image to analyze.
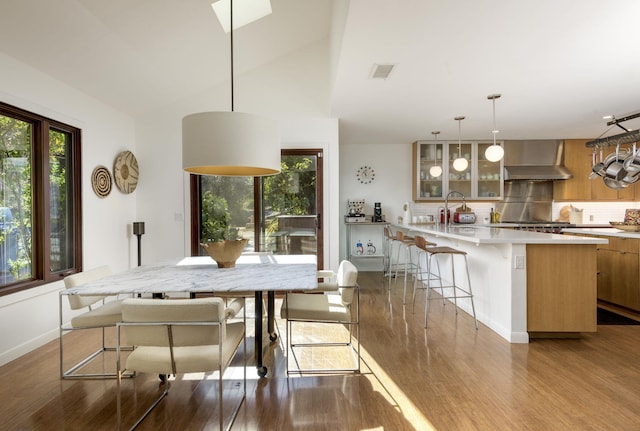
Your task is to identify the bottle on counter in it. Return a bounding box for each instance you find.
[366,240,376,255]
[356,240,364,255]
[490,208,501,223]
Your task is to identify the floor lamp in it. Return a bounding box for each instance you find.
[133,222,145,267]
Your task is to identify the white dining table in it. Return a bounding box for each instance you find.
[61,254,318,376]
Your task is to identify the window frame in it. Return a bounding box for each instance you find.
[189,148,324,267]
[0,101,82,297]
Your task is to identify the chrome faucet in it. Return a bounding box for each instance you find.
[444,190,466,228]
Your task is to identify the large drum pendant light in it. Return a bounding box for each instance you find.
[182,0,280,176]
[452,116,468,172]
[485,94,504,162]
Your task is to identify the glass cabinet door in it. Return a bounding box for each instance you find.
[448,142,472,197]
[477,142,504,199]
[417,142,444,199]
[413,140,503,201]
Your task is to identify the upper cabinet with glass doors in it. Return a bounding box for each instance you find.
[412,141,504,201]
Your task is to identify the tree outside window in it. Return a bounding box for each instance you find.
[0,102,81,296]
[195,154,317,255]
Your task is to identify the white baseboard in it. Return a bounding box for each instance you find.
[0,328,59,367]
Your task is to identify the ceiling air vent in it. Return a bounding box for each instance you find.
[370,63,396,80]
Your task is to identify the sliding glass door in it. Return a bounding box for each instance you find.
[259,149,323,266]
[190,149,323,267]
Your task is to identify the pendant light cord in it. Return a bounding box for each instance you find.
[230,0,234,112]
[487,94,501,146]
[455,116,465,153]
[492,97,497,145]
[431,131,440,163]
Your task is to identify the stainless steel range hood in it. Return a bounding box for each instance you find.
[503,140,573,180]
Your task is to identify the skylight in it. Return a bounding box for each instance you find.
[211,0,273,33]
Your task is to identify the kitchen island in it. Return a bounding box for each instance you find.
[394,223,608,343]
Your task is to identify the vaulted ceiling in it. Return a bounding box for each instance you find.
[3,0,640,145]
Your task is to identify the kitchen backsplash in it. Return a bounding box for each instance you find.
[550,201,640,224]
[408,201,640,225]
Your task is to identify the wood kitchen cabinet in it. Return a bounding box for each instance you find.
[596,236,640,311]
[412,140,504,201]
[553,139,592,201]
[555,139,639,201]
[527,243,597,333]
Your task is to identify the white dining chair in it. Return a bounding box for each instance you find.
[116,297,246,431]
[280,260,360,374]
[59,266,132,379]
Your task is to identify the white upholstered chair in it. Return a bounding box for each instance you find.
[59,266,131,379]
[116,297,246,431]
[280,260,360,374]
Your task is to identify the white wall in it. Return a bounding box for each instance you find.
[0,53,138,365]
[134,39,340,270]
[339,143,412,270]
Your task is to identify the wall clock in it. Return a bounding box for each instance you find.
[356,165,375,184]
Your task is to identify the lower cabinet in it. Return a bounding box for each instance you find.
[596,237,640,311]
[526,244,597,333]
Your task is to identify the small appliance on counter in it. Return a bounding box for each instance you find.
[345,199,367,223]
[454,211,476,224]
[373,202,384,222]
[453,203,476,224]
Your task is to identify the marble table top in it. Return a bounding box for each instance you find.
[62,254,318,296]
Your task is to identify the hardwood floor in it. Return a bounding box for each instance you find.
[3,271,640,430]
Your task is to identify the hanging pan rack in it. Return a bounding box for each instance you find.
[586,111,640,148]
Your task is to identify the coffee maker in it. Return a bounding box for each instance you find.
[373,202,383,222]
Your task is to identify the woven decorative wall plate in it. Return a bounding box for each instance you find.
[113,150,139,194]
[91,166,112,198]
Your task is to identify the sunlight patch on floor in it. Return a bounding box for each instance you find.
[283,341,438,430]
[279,315,437,431]
[360,344,438,431]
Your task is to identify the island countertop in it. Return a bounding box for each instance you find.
[395,223,608,245]
[563,227,640,239]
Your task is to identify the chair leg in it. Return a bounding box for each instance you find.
[451,255,459,313]
[425,253,445,327]
[434,256,446,306]
[424,252,478,330]
[219,364,224,431]
[388,241,400,291]
[402,245,412,303]
[60,327,135,380]
[412,249,426,312]
[411,258,420,312]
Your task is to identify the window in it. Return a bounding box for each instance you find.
[0,101,82,296]
[189,149,323,266]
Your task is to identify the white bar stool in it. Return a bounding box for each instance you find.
[411,235,440,309]
[389,229,417,303]
[413,240,478,329]
[383,226,397,278]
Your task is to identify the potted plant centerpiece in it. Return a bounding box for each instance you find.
[200,191,248,268]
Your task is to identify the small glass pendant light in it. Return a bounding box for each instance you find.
[429,131,442,177]
[485,94,504,162]
[453,116,468,171]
